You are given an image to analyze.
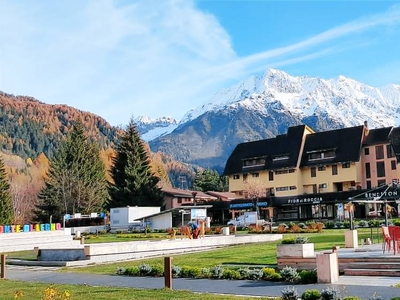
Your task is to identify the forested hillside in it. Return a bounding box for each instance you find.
[0,92,120,159]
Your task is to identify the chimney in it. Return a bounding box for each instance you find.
[363,121,369,140]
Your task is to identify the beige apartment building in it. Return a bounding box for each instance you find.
[223,122,400,221]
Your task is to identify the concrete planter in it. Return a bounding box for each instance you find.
[276,243,315,258]
[345,229,358,248]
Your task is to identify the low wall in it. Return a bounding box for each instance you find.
[69,226,107,234]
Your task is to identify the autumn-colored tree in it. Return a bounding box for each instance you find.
[108,118,163,208]
[0,156,13,224]
[36,121,109,222]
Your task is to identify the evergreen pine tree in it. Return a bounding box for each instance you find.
[192,169,228,192]
[0,157,13,224]
[36,121,108,222]
[108,118,163,208]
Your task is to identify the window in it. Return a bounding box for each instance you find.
[273,155,289,161]
[378,179,386,186]
[376,145,384,160]
[268,171,274,181]
[318,166,326,171]
[366,181,371,189]
[332,165,338,175]
[251,173,259,178]
[311,167,316,177]
[289,169,295,173]
[309,150,335,161]
[387,145,395,158]
[177,199,182,204]
[376,161,385,177]
[365,163,371,179]
[319,183,327,189]
[364,148,369,155]
[276,186,289,191]
[391,160,397,170]
[275,170,288,175]
[233,174,240,180]
[342,163,350,169]
[266,188,275,196]
[289,186,297,190]
[243,158,266,167]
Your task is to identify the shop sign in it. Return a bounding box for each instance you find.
[287,197,323,204]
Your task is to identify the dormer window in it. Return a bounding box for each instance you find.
[273,155,289,161]
[242,157,266,168]
[308,149,335,160]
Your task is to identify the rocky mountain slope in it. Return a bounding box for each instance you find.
[146,68,400,171]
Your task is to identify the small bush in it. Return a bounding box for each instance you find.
[294,235,309,244]
[237,267,251,279]
[343,220,351,228]
[281,286,299,300]
[368,219,381,228]
[200,267,211,278]
[181,266,201,278]
[305,220,316,228]
[298,222,306,229]
[149,264,164,277]
[172,265,181,277]
[358,220,369,227]
[222,269,241,280]
[301,289,322,300]
[281,237,296,244]
[390,297,400,300]
[210,265,224,279]
[344,297,361,300]
[368,293,384,300]
[279,266,301,283]
[393,220,400,226]
[116,267,126,275]
[321,287,342,300]
[268,272,282,281]
[138,263,152,276]
[277,224,288,233]
[324,220,335,229]
[262,267,277,280]
[248,268,263,280]
[299,269,317,284]
[334,221,344,228]
[123,266,139,276]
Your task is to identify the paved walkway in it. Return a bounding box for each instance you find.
[5,266,400,299]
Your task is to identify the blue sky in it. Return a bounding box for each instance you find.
[1,1,399,127]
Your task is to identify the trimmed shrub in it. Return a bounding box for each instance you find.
[262,267,277,280]
[393,220,400,226]
[237,267,251,279]
[248,268,263,280]
[343,220,351,228]
[200,267,211,278]
[368,219,381,228]
[299,269,317,284]
[181,266,202,278]
[294,235,309,244]
[358,220,368,227]
[298,222,306,229]
[301,289,322,300]
[138,263,152,276]
[281,286,299,300]
[324,220,335,229]
[222,269,241,280]
[343,297,361,300]
[116,267,126,275]
[123,266,139,276]
[321,287,342,300]
[334,221,344,228]
[210,265,224,279]
[368,294,384,300]
[279,266,301,283]
[149,264,164,277]
[268,272,282,281]
[281,237,296,244]
[172,265,181,277]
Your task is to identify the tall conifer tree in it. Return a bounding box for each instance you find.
[0,156,13,224]
[108,118,163,208]
[36,121,108,222]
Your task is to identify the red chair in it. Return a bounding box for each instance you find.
[392,227,400,255]
[382,226,393,253]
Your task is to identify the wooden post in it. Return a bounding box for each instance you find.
[164,256,173,290]
[1,254,6,279]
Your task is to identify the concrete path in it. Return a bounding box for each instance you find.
[5,267,400,299]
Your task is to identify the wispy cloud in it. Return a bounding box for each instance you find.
[0,1,399,126]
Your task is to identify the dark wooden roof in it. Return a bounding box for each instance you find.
[223,125,307,175]
[362,127,393,146]
[300,125,364,167]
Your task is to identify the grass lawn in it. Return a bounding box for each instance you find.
[68,228,378,275]
[0,280,276,300]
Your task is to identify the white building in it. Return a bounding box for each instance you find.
[110,206,160,230]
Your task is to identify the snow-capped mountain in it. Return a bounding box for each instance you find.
[134,116,178,141]
[144,68,400,170]
[181,68,400,128]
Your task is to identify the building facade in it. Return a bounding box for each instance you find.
[223,122,400,222]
